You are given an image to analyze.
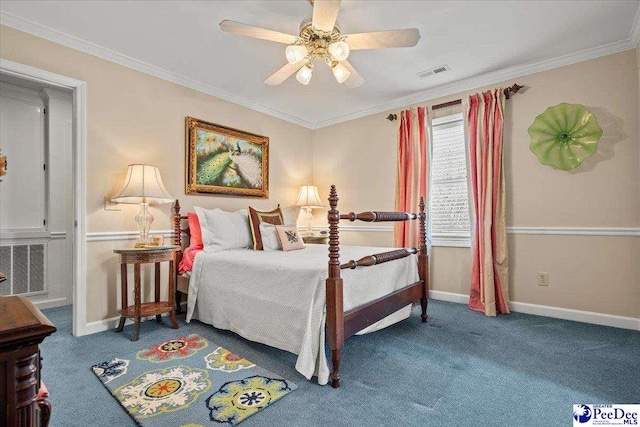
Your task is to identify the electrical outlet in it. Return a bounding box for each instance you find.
[104,196,121,211]
[537,272,549,287]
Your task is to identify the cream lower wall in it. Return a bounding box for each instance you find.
[0,25,314,323]
[313,49,640,319]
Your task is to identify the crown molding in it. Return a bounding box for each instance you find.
[312,38,637,129]
[0,11,315,129]
[1,9,637,131]
[631,5,640,47]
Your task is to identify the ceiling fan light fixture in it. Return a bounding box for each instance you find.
[328,40,349,61]
[331,63,351,84]
[285,44,308,65]
[296,64,313,85]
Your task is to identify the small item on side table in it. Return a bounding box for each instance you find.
[114,246,180,341]
[302,234,329,245]
[150,235,164,247]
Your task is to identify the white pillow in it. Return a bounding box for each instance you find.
[194,206,252,252]
[281,206,302,226]
[259,222,282,251]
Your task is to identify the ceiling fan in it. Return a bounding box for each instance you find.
[219,0,421,87]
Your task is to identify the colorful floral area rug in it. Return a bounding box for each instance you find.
[91,334,297,426]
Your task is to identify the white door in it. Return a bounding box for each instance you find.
[0,81,73,308]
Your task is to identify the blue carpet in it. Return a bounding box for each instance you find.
[41,301,639,426]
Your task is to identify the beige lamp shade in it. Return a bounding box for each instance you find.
[294,185,324,209]
[111,164,174,204]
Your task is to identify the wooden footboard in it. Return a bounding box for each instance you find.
[326,185,429,388]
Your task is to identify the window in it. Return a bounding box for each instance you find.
[429,113,471,246]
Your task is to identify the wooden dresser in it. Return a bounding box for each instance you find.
[0,296,56,427]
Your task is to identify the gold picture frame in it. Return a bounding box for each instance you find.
[185,117,269,198]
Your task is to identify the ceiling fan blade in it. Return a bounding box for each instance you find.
[264,61,305,85]
[219,20,298,44]
[312,0,342,32]
[345,28,421,50]
[341,61,364,88]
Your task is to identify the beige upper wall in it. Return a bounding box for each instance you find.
[1,24,638,321]
[314,49,639,228]
[1,25,313,322]
[0,25,313,233]
[313,49,640,319]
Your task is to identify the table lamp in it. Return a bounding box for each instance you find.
[294,185,325,236]
[111,164,174,247]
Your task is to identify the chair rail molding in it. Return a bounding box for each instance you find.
[86,230,174,242]
[86,225,639,245]
[301,225,640,237]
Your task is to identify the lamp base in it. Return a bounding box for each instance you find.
[134,202,154,248]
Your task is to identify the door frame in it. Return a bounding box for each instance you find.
[1,58,87,337]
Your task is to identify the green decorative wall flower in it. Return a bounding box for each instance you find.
[528,103,603,170]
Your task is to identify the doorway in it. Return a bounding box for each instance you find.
[0,74,73,311]
[0,58,87,337]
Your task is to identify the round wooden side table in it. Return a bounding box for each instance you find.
[113,246,180,341]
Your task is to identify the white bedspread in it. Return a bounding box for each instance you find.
[186,244,419,385]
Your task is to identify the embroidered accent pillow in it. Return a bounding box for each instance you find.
[248,206,284,250]
[259,222,282,251]
[275,225,305,252]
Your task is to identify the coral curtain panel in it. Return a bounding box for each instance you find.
[466,89,510,316]
[395,107,429,248]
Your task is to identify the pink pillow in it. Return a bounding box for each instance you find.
[187,212,203,249]
[178,212,204,274]
[178,245,202,274]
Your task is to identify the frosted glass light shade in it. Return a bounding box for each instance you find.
[332,63,351,83]
[111,164,174,204]
[285,45,308,65]
[328,41,349,61]
[294,185,324,208]
[296,65,313,85]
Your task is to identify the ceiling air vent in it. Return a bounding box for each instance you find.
[417,65,451,79]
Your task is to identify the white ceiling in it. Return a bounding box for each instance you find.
[1,1,639,128]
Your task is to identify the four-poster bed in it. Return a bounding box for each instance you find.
[172,185,429,388]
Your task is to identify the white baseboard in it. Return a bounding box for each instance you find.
[83,313,172,335]
[429,290,640,331]
[430,290,470,305]
[32,297,69,310]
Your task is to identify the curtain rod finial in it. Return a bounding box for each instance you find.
[386,113,397,122]
[504,83,524,99]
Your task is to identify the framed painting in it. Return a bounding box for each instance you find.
[185,117,269,198]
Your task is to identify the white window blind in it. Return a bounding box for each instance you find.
[429,113,471,246]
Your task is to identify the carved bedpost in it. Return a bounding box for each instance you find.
[173,199,183,309]
[326,185,344,388]
[173,199,182,247]
[418,196,429,323]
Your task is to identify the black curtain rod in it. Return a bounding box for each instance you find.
[386,84,524,121]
